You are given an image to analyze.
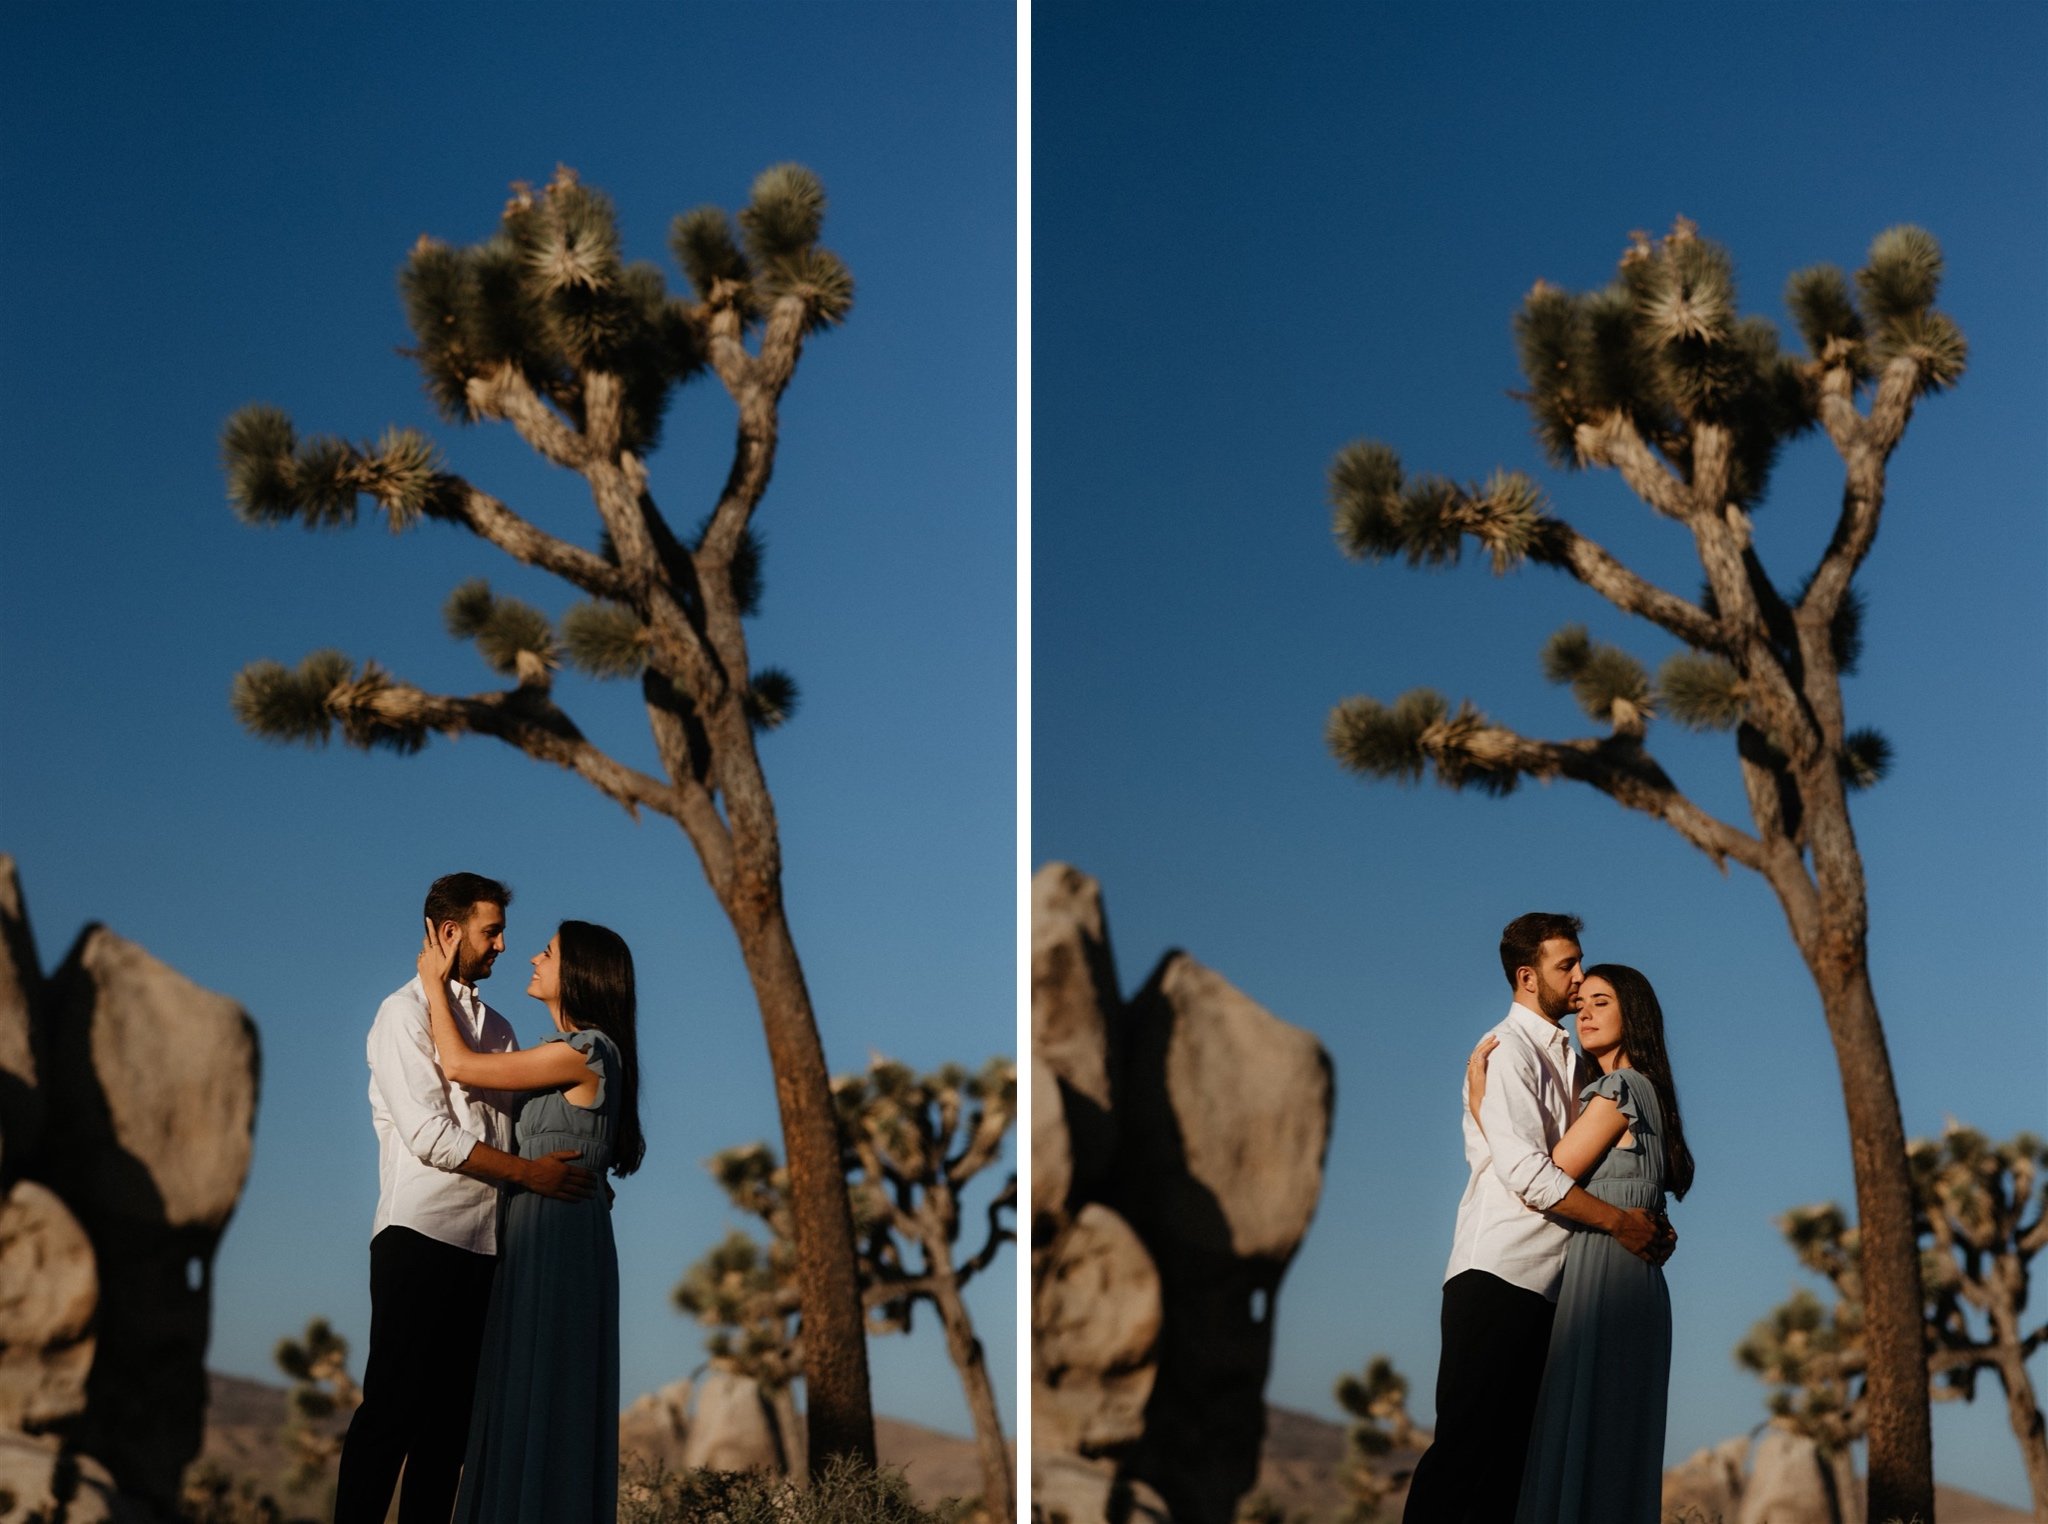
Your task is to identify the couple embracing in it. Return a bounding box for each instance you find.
[333,872,646,1524]
[1402,912,1696,1524]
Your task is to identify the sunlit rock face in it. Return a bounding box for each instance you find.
[1030,864,1334,1524]
[0,856,260,1518]
[0,1181,97,1433]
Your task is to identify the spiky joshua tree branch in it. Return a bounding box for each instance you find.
[224,164,876,1467]
[1323,219,1965,1524]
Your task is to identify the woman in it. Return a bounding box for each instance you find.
[418,917,645,1524]
[1466,963,1695,1524]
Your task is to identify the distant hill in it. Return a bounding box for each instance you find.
[1243,1405,2027,1524]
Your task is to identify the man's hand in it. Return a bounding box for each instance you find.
[523,1149,599,1202]
[1645,1210,1678,1267]
[1610,1206,1662,1260]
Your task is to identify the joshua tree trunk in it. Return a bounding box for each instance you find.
[1822,1444,1866,1524]
[1764,763,1930,1524]
[769,1380,810,1484]
[1991,1333,2048,1519]
[924,1231,1014,1524]
[1810,956,1928,1524]
[726,879,876,1469]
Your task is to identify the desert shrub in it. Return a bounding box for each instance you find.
[619,1455,971,1524]
[179,1462,294,1524]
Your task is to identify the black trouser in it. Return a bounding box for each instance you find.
[1401,1269,1556,1524]
[334,1226,496,1524]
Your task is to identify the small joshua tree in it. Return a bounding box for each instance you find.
[273,1317,361,1494]
[1321,218,1965,1524]
[839,1058,1017,1524]
[677,1057,1017,1523]
[1740,1126,2048,1518]
[673,1145,816,1477]
[1333,1357,1421,1523]
[223,164,873,1466]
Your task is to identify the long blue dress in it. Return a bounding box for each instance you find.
[455,1027,621,1524]
[1512,1067,1671,1524]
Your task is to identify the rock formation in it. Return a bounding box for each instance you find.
[1031,864,1334,1524]
[1737,1423,1862,1524]
[0,856,260,1521]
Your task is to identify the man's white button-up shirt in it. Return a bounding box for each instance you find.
[1443,1001,1583,1301]
[366,975,519,1255]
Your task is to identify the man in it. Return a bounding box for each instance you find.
[1400,912,1672,1524]
[333,872,597,1524]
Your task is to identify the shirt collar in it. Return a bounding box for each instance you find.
[415,974,488,1031]
[1506,1000,1571,1052]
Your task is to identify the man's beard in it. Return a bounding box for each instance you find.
[1536,982,1574,1020]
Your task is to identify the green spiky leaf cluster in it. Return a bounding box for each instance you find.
[222,406,448,530]
[561,600,647,678]
[1839,728,1893,791]
[1328,442,1551,573]
[1512,221,1816,507]
[672,1227,789,1323]
[1657,652,1746,731]
[1786,226,1966,393]
[443,578,558,678]
[273,1317,349,1388]
[743,667,801,731]
[1737,1288,1865,1451]
[669,164,854,337]
[398,165,852,455]
[403,177,692,451]
[232,649,354,745]
[1327,690,1519,796]
[1542,624,1653,731]
[232,651,428,754]
[708,1141,792,1228]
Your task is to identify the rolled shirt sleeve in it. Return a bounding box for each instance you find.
[1479,1043,1577,1212]
[368,994,483,1174]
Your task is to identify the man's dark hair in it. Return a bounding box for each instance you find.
[423,872,513,928]
[1499,911,1583,987]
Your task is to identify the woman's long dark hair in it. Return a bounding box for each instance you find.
[1584,962,1693,1201]
[556,919,644,1178]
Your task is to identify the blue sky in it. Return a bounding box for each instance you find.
[1033,2,2045,1509]
[0,0,1014,1446]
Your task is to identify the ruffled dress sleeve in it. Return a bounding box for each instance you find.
[560,1027,616,1112]
[1580,1068,1647,1154]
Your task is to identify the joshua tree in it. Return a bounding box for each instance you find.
[1333,1357,1422,1523]
[678,1057,1017,1521]
[223,165,874,1465]
[1740,1126,2048,1518]
[839,1057,1017,1524]
[273,1317,361,1493]
[673,1146,818,1478]
[1321,218,1965,1523]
